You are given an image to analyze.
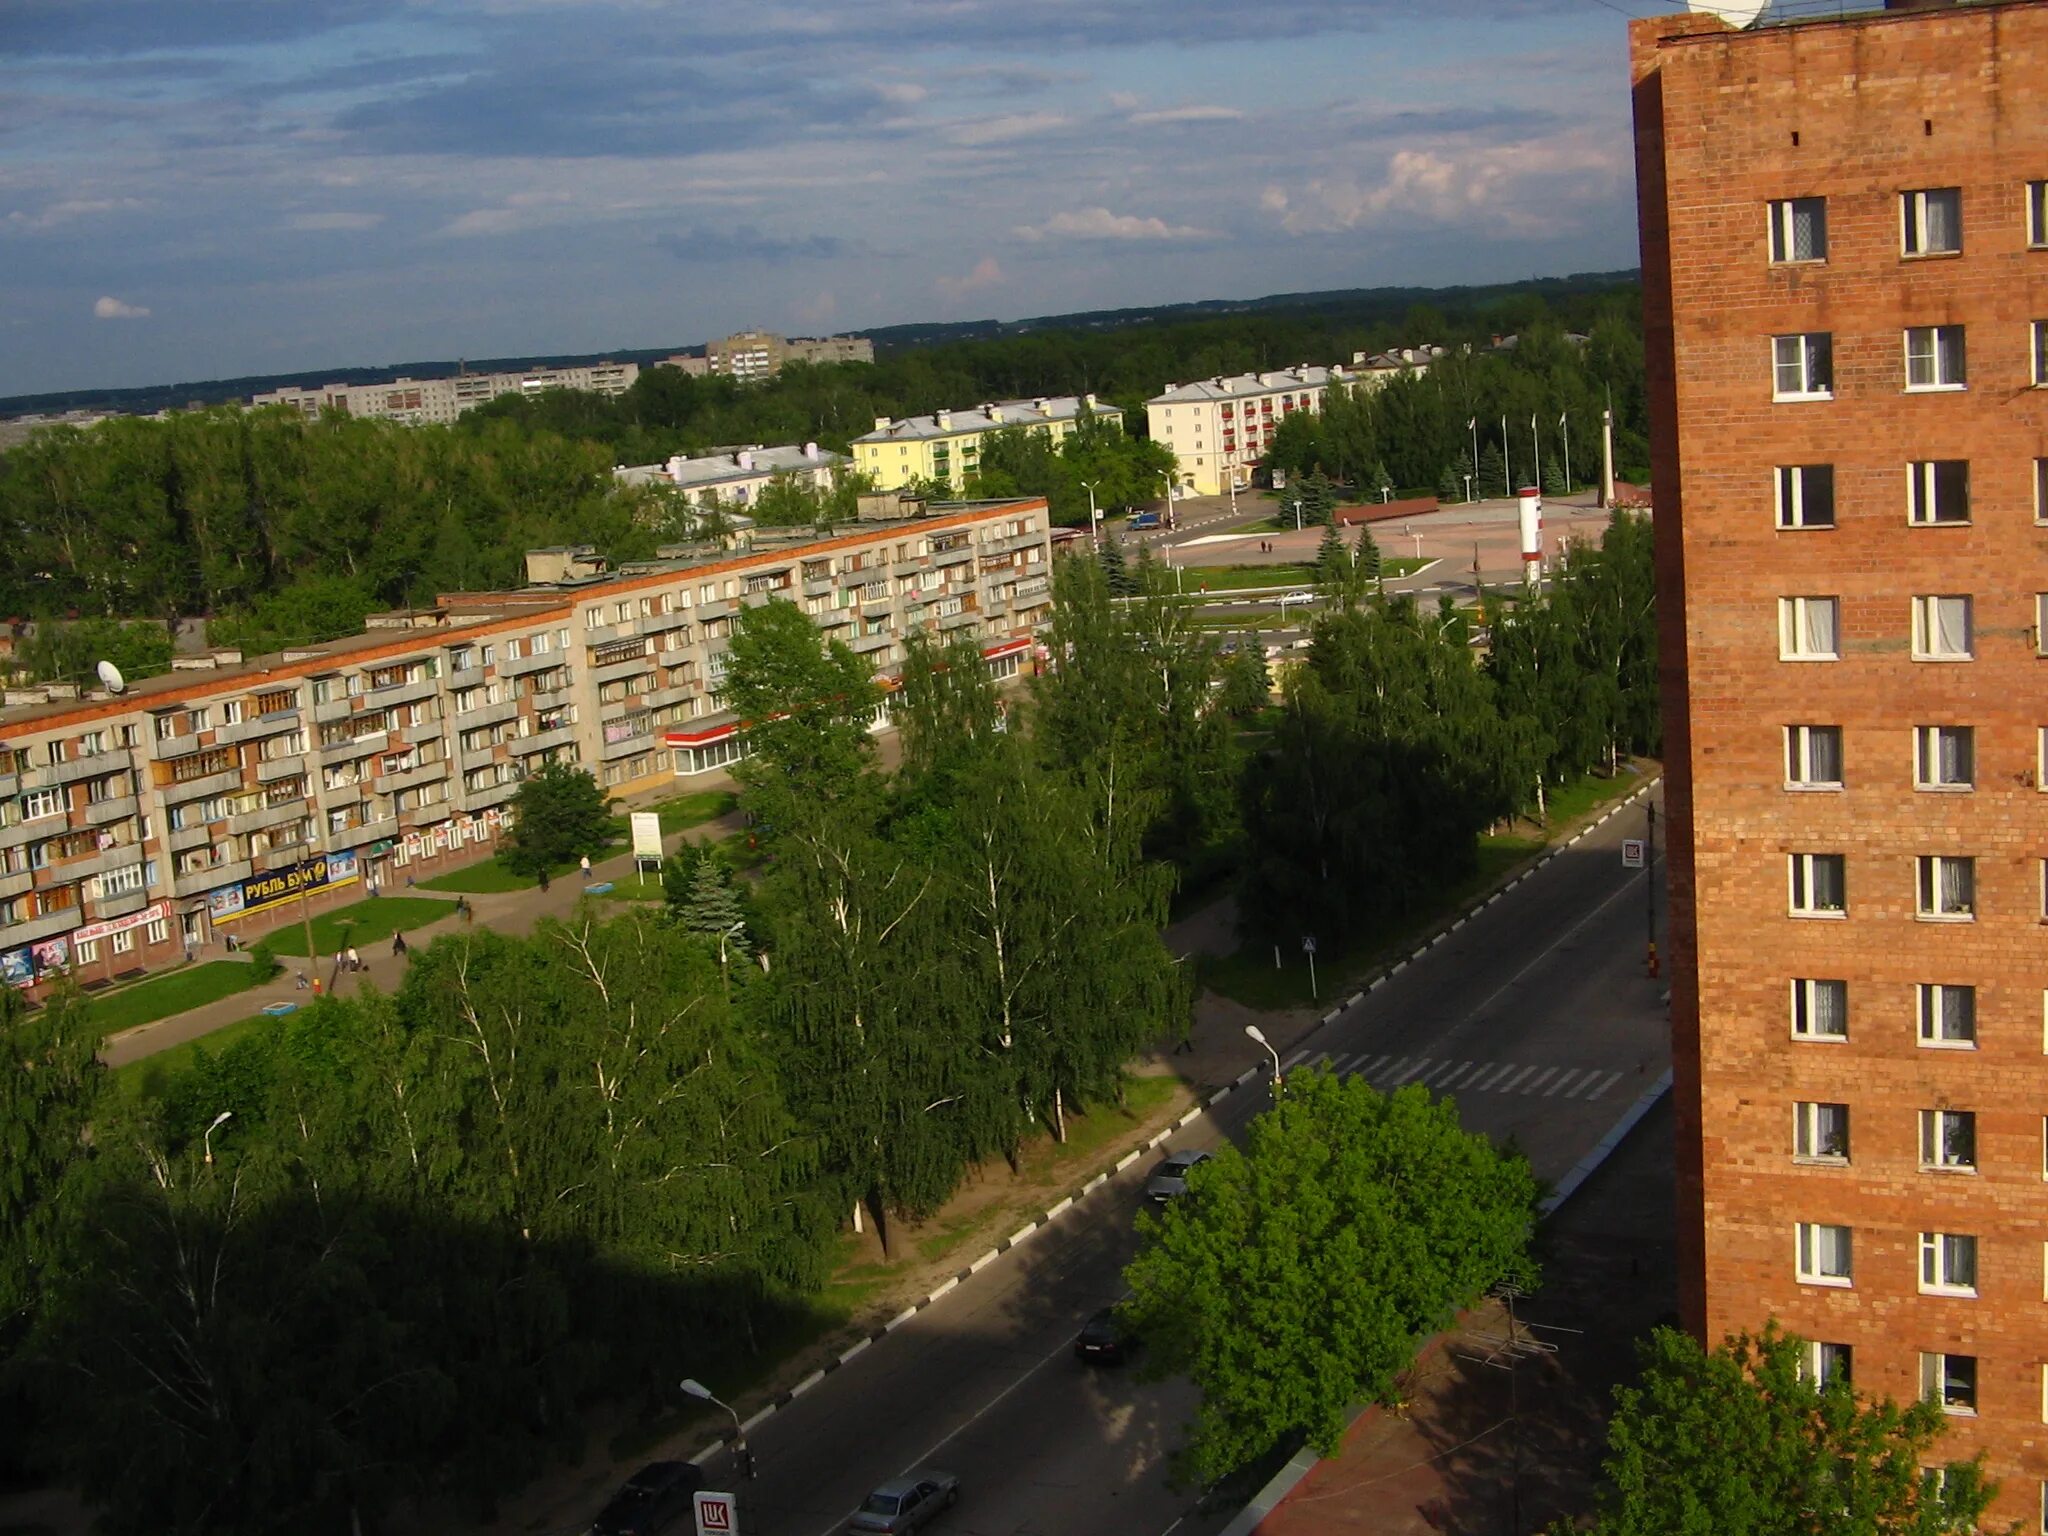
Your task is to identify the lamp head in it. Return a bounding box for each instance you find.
[680,1378,712,1401]
[1244,1024,1268,1045]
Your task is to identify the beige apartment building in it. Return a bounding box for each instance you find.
[614,442,851,506]
[1145,366,1351,497]
[252,361,641,426]
[663,332,876,382]
[0,499,1053,995]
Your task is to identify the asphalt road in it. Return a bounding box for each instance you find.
[691,784,1670,1536]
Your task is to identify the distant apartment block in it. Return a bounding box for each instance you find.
[614,442,851,506]
[661,332,875,383]
[0,500,1053,995]
[852,396,1117,492]
[1146,366,1349,497]
[252,361,641,426]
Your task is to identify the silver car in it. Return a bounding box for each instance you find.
[1145,1148,1213,1203]
[845,1469,959,1534]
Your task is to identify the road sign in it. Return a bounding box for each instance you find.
[694,1490,737,1535]
[1302,935,1318,955]
[1621,839,1646,869]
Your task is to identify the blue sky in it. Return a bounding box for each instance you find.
[0,0,1643,397]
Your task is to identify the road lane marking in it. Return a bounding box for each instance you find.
[1440,1061,1485,1090]
[1519,1067,1560,1095]
[1566,1073,1599,1099]
[1474,1063,1518,1090]
[1362,1053,1393,1078]
[1545,1069,1585,1097]
[1391,1059,1435,1085]
[1282,1048,1313,1070]
[1423,1060,1464,1086]
[1498,1065,1539,1093]
[1459,870,1647,1026]
[1587,1070,1623,1100]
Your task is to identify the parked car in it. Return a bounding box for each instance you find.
[588,1461,702,1536]
[846,1470,960,1533]
[1280,590,1315,605]
[1145,1148,1213,1204]
[1075,1303,1141,1365]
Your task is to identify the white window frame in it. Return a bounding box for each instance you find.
[1902,187,1963,256]
[1918,982,1977,1046]
[1796,1221,1853,1286]
[1920,1109,1978,1172]
[21,787,65,820]
[1794,1101,1850,1162]
[1779,596,1841,660]
[1785,724,1843,789]
[1775,464,1835,529]
[1768,197,1828,263]
[1917,857,1976,921]
[1904,325,1968,391]
[1799,1340,1852,1387]
[1907,461,1970,524]
[1920,1231,1978,1294]
[1772,333,1834,401]
[1914,726,1974,791]
[1921,1352,1977,1415]
[1789,854,1847,918]
[1791,978,1848,1039]
[1911,595,1972,661]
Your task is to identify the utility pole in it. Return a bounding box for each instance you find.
[1645,799,1659,978]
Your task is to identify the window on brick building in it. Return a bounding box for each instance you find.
[1789,855,1847,917]
[1785,725,1843,788]
[1768,197,1828,263]
[1921,1352,1977,1414]
[1914,726,1973,790]
[1902,188,1963,256]
[1798,1341,1852,1387]
[1920,1110,1978,1172]
[1907,460,1970,524]
[1918,983,1977,1046]
[1792,977,1849,1038]
[1796,1221,1853,1285]
[1775,464,1835,528]
[1772,333,1834,400]
[1794,1101,1850,1161]
[1904,325,1967,390]
[2031,182,2048,247]
[1911,595,1972,660]
[1917,857,1976,920]
[1920,1231,1979,1292]
[1779,596,1840,660]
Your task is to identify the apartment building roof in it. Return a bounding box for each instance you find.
[614,442,850,491]
[852,396,1115,445]
[1146,366,1349,405]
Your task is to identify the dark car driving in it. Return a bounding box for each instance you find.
[588,1461,702,1536]
[1074,1304,1140,1365]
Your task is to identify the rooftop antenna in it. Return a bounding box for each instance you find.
[95,659,127,695]
[1687,0,1769,26]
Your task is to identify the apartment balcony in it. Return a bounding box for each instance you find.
[218,709,301,747]
[592,655,654,687]
[835,566,876,588]
[172,860,252,898]
[159,768,244,804]
[166,821,213,854]
[50,844,144,884]
[24,752,125,791]
[529,685,572,712]
[403,719,444,746]
[5,907,84,947]
[447,665,485,691]
[83,794,139,828]
[891,554,927,576]
[457,698,520,731]
[741,590,777,610]
[368,676,439,709]
[851,630,895,655]
[600,732,653,762]
[336,816,397,851]
[312,696,353,724]
[499,648,558,679]
[694,598,736,622]
[642,683,696,710]
[379,760,449,797]
[254,755,304,785]
[803,577,836,598]
[90,888,150,922]
[939,609,981,632]
[642,608,692,637]
[148,731,201,762]
[460,779,520,812]
[0,868,33,902]
[228,800,308,838]
[509,726,576,758]
[932,546,976,569]
[322,779,366,807]
[0,770,18,799]
[251,842,317,874]
[456,735,502,765]
[397,802,451,832]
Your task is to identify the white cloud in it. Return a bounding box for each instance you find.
[936,255,1004,301]
[946,112,1068,147]
[874,80,927,105]
[8,197,146,230]
[1271,135,1629,238]
[93,295,150,319]
[1128,105,1246,126]
[1013,207,1211,243]
[286,211,385,231]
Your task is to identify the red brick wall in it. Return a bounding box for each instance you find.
[1635,4,2048,1518]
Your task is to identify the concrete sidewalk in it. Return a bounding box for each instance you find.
[98,800,747,1069]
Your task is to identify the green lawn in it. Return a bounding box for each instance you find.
[419,857,579,894]
[112,1010,282,1100]
[646,788,739,834]
[592,874,665,902]
[1182,563,1316,591]
[259,896,457,957]
[1200,767,1652,1010]
[83,961,270,1039]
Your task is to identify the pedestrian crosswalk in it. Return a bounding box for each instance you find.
[1280,1049,1625,1102]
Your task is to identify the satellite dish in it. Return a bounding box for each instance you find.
[95,659,127,694]
[1687,0,1768,26]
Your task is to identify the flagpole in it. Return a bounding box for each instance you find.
[1561,412,1571,492]
[1530,413,1541,492]
[1501,414,1510,496]
[1469,417,1479,497]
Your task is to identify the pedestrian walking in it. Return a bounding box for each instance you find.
[579,854,593,882]
[346,945,361,973]
[392,932,408,957]
[538,868,550,893]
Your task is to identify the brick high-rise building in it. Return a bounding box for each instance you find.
[1633,0,2048,1519]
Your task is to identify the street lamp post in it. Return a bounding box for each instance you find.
[1463,474,1473,504]
[1083,479,1102,550]
[1291,499,1303,532]
[681,1378,753,1480]
[203,1109,234,1166]
[1244,1024,1281,1097]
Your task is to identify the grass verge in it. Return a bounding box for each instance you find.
[112,1011,282,1100]
[591,875,665,902]
[419,858,578,894]
[258,896,457,957]
[83,961,268,1039]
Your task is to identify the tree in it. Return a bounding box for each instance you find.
[1296,469,1339,527]
[1352,523,1382,584]
[1098,536,1135,599]
[1543,450,1567,496]
[1436,465,1461,503]
[1566,1324,2001,1536]
[0,986,100,1354]
[1123,1067,1537,1484]
[680,856,751,967]
[1480,439,1509,498]
[722,597,881,825]
[500,761,615,878]
[1216,642,1272,720]
[15,619,173,688]
[1312,521,1349,588]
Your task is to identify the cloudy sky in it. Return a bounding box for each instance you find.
[1,0,1643,398]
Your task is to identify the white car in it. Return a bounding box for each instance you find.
[1280,590,1315,605]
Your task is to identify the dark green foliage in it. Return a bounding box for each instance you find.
[970,407,1174,526]
[1567,1324,2003,1536]
[1312,521,1349,587]
[1098,537,1135,598]
[1124,1067,1537,1483]
[1216,641,1273,721]
[246,940,280,982]
[1291,469,1339,527]
[1479,439,1509,498]
[1436,464,1462,503]
[1542,450,1567,496]
[14,619,173,688]
[680,858,750,958]
[501,761,616,878]
[1352,523,1382,583]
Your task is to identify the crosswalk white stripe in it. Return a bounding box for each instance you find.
[1586,1070,1624,1101]
[1497,1065,1539,1093]
[1282,1048,1313,1070]
[1330,1051,1366,1077]
[1519,1067,1561,1095]
[1474,1063,1517,1091]
[1565,1071,1600,1099]
[1425,1060,1465,1086]
[1372,1057,1411,1084]
[1306,1051,1333,1072]
[1545,1069,1585,1098]
[1438,1062,1482,1090]
[1462,1061,1499,1090]
[1390,1059,1434,1085]
[1363,1054,1395,1079]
